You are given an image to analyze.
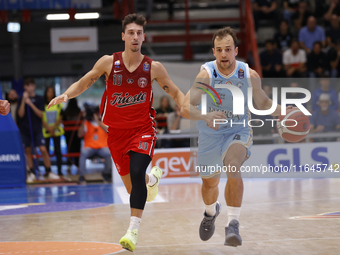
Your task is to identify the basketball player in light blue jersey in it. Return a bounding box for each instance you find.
[181,27,284,247]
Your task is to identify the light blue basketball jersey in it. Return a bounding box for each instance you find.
[197,60,252,135]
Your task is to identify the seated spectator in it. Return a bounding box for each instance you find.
[155,96,173,133]
[299,16,326,53]
[166,105,190,148]
[326,14,340,49]
[328,40,340,77]
[286,80,307,107]
[42,86,64,177]
[310,93,340,141]
[260,39,285,77]
[323,0,340,22]
[78,105,112,184]
[252,0,280,31]
[63,98,82,171]
[307,41,330,78]
[274,20,293,52]
[6,89,18,123]
[291,1,312,32]
[312,77,339,111]
[282,0,301,24]
[283,38,307,77]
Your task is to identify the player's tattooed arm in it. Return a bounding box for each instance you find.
[162,85,170,93]
[87,75,100,88]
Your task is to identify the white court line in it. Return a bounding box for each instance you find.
[138,236,340,248]
[115,186,167,204]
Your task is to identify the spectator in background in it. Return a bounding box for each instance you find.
[42,86,64,177]
[17,78,60,182]
[326,14,340,49]
[286,80,307,107]
[166,105,190,147]
[312,77,339,111]
[291,1,312,32]
[282,0,301,23]
[0,99,10,116]
[299,16,326,53]
[323,0,340,22]
[310,93,340,141]
[252,0,280,31]
[328,40,340,77]
[77,105,112,184]
[6,89,18,122]
[251,84,276,144]
[260,39,285,77]
[283,38,307,77]
[155,96,173,133]
[63,98,82,172]
[307,41,330,78]
[274,20,293,52]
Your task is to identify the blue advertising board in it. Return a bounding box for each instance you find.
[0,87,26,188]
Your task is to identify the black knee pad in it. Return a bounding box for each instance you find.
[129,152,151,210]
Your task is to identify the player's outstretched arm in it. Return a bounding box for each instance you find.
[250,69,282,116]
[48,55,112,109]
[0,99,10,116]
[152,61,184,108]
[181,69,225,126]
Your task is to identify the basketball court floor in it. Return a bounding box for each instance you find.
[1,178,340,254]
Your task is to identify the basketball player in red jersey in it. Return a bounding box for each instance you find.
[48,13,184,251]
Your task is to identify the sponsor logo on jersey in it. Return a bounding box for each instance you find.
[110,91,147,107]
[238,69,244,79]
[138,77,148,88]
[114,70,123,73]
[127,79,134,84]
[196,82,222,107]
[143,62,150,72]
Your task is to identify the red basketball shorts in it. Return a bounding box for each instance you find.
[107,123,157,176]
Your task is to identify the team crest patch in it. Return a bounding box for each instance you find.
[114,60,120,68]
[236,81,244,88]
[138,77,148,88]
[238,69,244,79]
[127,79,134,84]
[143,62,150,72]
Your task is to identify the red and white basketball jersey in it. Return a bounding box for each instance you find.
[100,52,156,129]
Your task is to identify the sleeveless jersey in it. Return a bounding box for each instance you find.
[197,60,252,135]
[100,52,156,129]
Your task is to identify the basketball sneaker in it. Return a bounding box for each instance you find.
[119,229,138,252]
[199,201,221,241]
[146,166,162,202]
[26,172,36,183]
[45,172,61,180]
[224,219,242,247]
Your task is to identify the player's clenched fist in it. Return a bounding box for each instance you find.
[0,99,10,116]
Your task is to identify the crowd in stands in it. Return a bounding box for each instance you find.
[256,0,340,79]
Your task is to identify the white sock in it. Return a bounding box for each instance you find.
[128,216,141,231]
[147,173,157,186]
[205,202,217,217]
[226,206,241,226]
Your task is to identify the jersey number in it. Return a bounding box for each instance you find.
[113,74,122,86]
[138,142,148,151]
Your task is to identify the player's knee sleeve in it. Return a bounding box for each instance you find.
[129,152,151,210]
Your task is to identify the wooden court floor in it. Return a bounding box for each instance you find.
[1,178,340,254]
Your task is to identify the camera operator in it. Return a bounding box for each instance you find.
[77,105,112,184]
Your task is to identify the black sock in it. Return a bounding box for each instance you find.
[45,167,51,174]
[29,168,35,175]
